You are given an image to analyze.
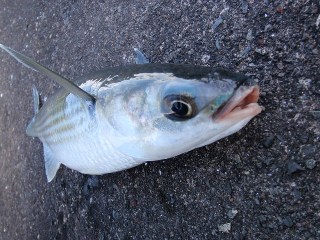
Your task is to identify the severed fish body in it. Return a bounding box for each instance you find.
[0,44,262,182]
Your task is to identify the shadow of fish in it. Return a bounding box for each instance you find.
[0,44,262,182]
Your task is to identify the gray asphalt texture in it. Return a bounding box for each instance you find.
[0,0,319,239]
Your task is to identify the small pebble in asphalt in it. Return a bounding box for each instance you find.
[83,176,99,195]
[227,209,238,219]
[300,144,316,158]
[218,223,231,233]
[287,161,304,174]
[305,159,316,169]
[293,188,302,202]
[262,135,274,148]
[281,216,294,228]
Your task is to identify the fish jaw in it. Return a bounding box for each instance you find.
[195,85,262,147]
[214,85,261,123]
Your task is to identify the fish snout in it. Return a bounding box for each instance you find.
[213,85,262,122]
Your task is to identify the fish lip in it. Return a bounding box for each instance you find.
[213,85,262,120]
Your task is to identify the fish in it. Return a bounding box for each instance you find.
[0,44,262,182]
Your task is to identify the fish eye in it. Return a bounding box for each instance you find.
[171,100,192,116]
[163,95,197,121]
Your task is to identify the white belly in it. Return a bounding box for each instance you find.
[42,129,143,175]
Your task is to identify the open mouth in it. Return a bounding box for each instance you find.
[214,85,262,120]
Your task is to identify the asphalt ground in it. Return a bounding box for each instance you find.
[0,0,319,239]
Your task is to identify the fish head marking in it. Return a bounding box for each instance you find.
[96,69,261,161]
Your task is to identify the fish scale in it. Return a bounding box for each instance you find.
[0,43,262,182]
[30,86,142,176]
[40,101,92,144]
[39,110,88,145]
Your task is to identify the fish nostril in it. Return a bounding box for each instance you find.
[239,78,257,87]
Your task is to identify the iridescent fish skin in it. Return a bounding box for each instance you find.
[0,45,262,182]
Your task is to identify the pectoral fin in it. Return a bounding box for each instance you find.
[43,143,61,182]
[0,43,95,103]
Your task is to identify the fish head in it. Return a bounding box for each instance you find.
[97,66,262,161]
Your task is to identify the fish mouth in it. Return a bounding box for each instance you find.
[214,85,262,121]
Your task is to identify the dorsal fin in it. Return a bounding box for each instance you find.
[0,43,96,103]
[134,48,149,64]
